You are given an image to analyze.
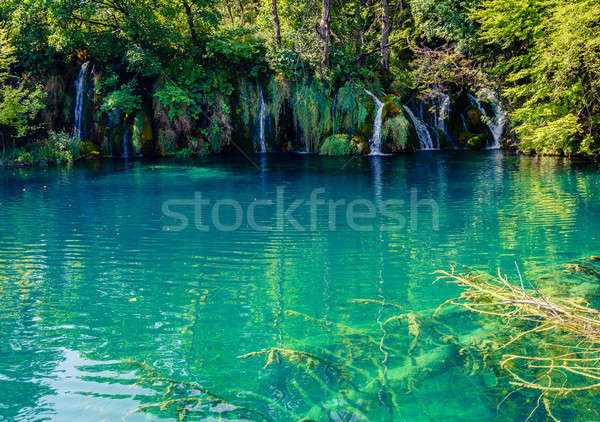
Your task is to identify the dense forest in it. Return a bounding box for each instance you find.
[1,0,599,164]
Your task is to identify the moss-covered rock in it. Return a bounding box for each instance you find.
[81,141,100,156]
[382,95,401,120]
[467,134,486,150]
[319,134,360,156]
[457,131,472,148]
[352,135,370,155]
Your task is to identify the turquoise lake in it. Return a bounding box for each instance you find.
[1,152,600,421]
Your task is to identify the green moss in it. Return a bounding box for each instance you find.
[381,95,401,120]
[14,151,33,165]
[467,134,486,149]
[351,135,370,155]
[319,134,358,156]
[81,141,100,155]
[382,114,410,152]
[292,79,332,152]
[334,81,369,136]
[3,132,95,166]
[457,131,472,148]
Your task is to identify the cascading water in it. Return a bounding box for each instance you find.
[122,126,130,158]
[468,92,506,149]
[364,89,384,155]
[431,89,451,144]
[403,106,435,150]
[73,62,89,140]
[256,87,267,153]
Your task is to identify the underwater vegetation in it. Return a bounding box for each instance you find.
[124,256,600,421]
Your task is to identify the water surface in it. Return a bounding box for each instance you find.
[1,152,599,421]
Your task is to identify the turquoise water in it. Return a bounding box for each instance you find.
[1,152,599,421]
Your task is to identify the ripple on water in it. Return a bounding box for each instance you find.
[0,155,599,420]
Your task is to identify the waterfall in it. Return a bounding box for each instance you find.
[468,92,506,149]
[432,89,451,143]
[461,113,468,131]
[256,87,267,153]
[122,126,130,158]
[364,89,384,155]
[73,62,89,140]
[403,106,435,150]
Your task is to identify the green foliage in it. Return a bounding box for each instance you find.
[268,76,291,138]
[514,113,581,155]
[38,131,85,164]
[335,81,369,135]
[383,114,410,149]
[292,79,332,152]
[154,82,193,119]
[14,150,33,165]
[319,134,357,156]
[237,78,260,127]
[474,0,600,155]
[0,28,45,137]
[0,0,597,158]
[409,0,481,53]
[101,81,142,115]
[4,131,92,165]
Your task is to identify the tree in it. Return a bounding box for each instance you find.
[473,0,600,154]
[320,0,331,69]
[381,0,390,71]
[271,0,281,47]
[0,27,44,151]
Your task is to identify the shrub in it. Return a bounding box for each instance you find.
[319,134,358,156]
[383,114,410,150]
[33,131,88,164]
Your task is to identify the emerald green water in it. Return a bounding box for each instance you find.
[1,152,599,421]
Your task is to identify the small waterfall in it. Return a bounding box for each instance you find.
[73,62,89,140]
[364,89,384,155]
[122,126,130,158]
[256,87,267,153]
[468,92,506,149]
[403,106,434,150]
[403,106,435,150]
[432,89,451,142]
[461,114,468,131]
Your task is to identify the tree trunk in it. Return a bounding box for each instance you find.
[225,2,235,25]
[237,0,245,26]
[381,0,390,71]
[182,0,198,44]
[320,0,331,69]
[271,0,281,47]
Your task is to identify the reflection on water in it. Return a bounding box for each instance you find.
[0,152,599,421]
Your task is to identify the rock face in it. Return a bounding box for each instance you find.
[73,64,507,156]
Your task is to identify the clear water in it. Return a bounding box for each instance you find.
[1,152,599,421]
